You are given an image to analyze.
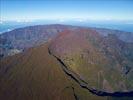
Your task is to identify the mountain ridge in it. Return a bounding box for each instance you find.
[0,24,133,100]
[0,24,133,58]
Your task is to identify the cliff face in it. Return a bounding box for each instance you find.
[0,25,133,100]
[1,24,133,58]
[49,28,133,93]
[0,24,78,58]
[1,43,132,100]
[0,43,107,100]
[95,28,133,43]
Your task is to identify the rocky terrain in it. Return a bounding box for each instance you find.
[95,28,133,43]
[0,24,133,100]
[49,28,133,93]
[0,24,133,58]
[0,24,79,58]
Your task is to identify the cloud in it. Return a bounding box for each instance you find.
[0,21,3,24]
[59,19,65,22]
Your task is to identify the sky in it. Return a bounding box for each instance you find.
[1,0,133,21]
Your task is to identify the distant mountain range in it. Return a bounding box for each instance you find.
[0,24,133,58]
[0,25,76,58]
[0,24,133,100]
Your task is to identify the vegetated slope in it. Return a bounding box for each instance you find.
[49,28,133,93]
[0,35,133,100]
[0,43,107,100]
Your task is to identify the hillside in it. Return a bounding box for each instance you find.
[0,24,78,58]
[0,24,133,58]
[49,28,133,93]
[0,25,133,100]
[1,43,132,100]
[0,43,109,100]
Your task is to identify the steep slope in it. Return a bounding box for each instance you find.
[1,24,133,58]
[95,28,133,43]
[49,29,133,93]
[0,43,107,100]
[0,38,133,100]
[0,24,78,58]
